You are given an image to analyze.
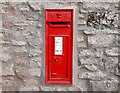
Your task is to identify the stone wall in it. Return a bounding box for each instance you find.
[0,1,119,91]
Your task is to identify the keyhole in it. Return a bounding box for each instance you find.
[54,59,56,63]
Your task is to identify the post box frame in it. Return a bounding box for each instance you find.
[41,5,78,86]
[45,9,73,84]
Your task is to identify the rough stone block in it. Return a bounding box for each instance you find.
[84,64,98,72]
[77,42,87,48]
[2,77,19,91]
[78,20,86,25]
[77,80,89,91]
[28,2,41,11]
[27,37,42,48]
[77,35,84,42]
[78,14,84,19]
[84,28,118,35]
[37,21,42,28]
[79,57,105,71]
[23,78,38,86]
[88,34,115,47]
[12,40,26,46]
[56,86,68,91]
[79,48,103,58]
[29,57,41,67]
[90,79,118,91]
[0,53,11,62]
[15,68,30,80]
[19,6,29,12]
[79,57,98,65]
[20,85,39,91]
[68,86,80,91]
[0,33,4,38]
[115,67,120,76]
[15,57,30,80]
[79,71,106,80]
[80,9,88,14]
[29,49,42,57]
[104,57,118,72]
[105,47,119,56]
[29,68,41,77]
[40,86,56,91]
[3,21,13,28]
[2,64,15,76]
[14,47,27,53]
[14,22,29,26]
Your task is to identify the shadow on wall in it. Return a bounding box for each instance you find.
[87,10,118,29]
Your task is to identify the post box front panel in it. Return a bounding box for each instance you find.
[49,36,68,79]
[46,9,73,84]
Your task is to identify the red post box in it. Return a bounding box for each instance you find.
[45,9,73,84]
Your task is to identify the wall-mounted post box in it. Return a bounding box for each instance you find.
[45,9,73,84]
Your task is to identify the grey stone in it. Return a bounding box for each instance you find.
[56,86,68,91]
[0,47,10,52]
[79,57,105,72]
[0,33,4,38]
[78,20,86,25]
[77,80,89,91]
[27,37,42,47]
[29,68,41,77]
[20,85,40,91]
[2,64,15,76]
[79,71,106,80]
[88,34,115,47]
[30,57,41,63]
[115,67,120,76]
[0,20,1,30]
[77,35,84,42]
[2,77,19,91]
[29,58,41,67]
[68,86,80,91]
[79,57,98,65]
[15,58,30,80]
[84,64,98,72]
[78,14,84,19]
[29,20,38,26]
[3,21,13,28]
[84,28,118,35]
[29,2,41,11]
[79,48,103,58]
[14,47,27,53]
[105,47,119,56]
[78,25,87,31]
[0,41,10,44]
[77,34,87,47]
[77,42,87,48]
[79,49,95,57]
[14,22,29,26]
[0,53,11,62]
[105,57,118,72]
[40,86,56,91]
[29,49,42,57]
[91,79,118,91]
[11,40,26,46]
[37,21,42,28]
[80,9,88,14]
[15,68,30,80]
[19,6,29,12]
[23,78,38,86]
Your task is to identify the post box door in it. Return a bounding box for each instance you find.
[46,9,73,84]
[49,36,69,79]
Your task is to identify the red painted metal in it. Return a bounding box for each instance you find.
[45,9,73,84]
